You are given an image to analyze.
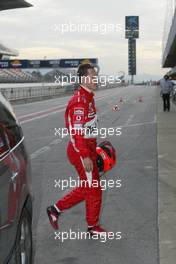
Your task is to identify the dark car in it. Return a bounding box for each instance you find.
[0,92,33,263]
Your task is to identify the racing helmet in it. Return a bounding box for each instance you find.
[96,141,116,173]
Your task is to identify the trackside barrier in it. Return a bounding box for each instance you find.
[0,82,125,103]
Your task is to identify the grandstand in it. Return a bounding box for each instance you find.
[0,45,36,83]
[0,69,39,83]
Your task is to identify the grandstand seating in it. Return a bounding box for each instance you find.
[0,69,38,83]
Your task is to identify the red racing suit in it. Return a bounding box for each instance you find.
[55,85,102,227]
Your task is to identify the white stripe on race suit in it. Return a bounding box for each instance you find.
[80,157,92,187]
[83,114,98,139]
[68,114,79,152]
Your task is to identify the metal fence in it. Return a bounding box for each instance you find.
[0,82,124,103]
[0,83,75,101]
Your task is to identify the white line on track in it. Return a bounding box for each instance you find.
[158,153,168,159]
[144,166,154,170]
[19,95,108,125]
[20,108,65,124]
[30,138,63,159]
[31,146,51,160]
[18,104,66,119]
[124,114,134,126]
[116,119,156,129]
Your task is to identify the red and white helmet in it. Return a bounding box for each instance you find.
[96,141,116,173]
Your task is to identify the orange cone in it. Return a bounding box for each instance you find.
[138,96,143,102]
[119,97,123,103]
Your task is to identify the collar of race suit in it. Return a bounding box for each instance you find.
[79,85,95,100]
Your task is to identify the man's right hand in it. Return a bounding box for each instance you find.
[83,157,93,172]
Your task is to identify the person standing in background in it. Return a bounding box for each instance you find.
[160,75,173,112]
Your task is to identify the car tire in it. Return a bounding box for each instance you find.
[11,207,33,264]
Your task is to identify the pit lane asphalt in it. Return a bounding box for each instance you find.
[14,85,159,264]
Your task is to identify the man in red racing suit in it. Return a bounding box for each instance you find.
[47,64,106,235]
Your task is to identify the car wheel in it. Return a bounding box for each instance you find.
[10,207,32,264]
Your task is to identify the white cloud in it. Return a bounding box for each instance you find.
[0,0,168,79]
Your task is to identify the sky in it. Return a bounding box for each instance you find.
[0,0,170,81]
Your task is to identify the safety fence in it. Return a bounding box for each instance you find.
[0,82,124,103]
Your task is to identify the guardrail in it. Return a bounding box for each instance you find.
[0,82,125,103]
[0,83,75,102]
